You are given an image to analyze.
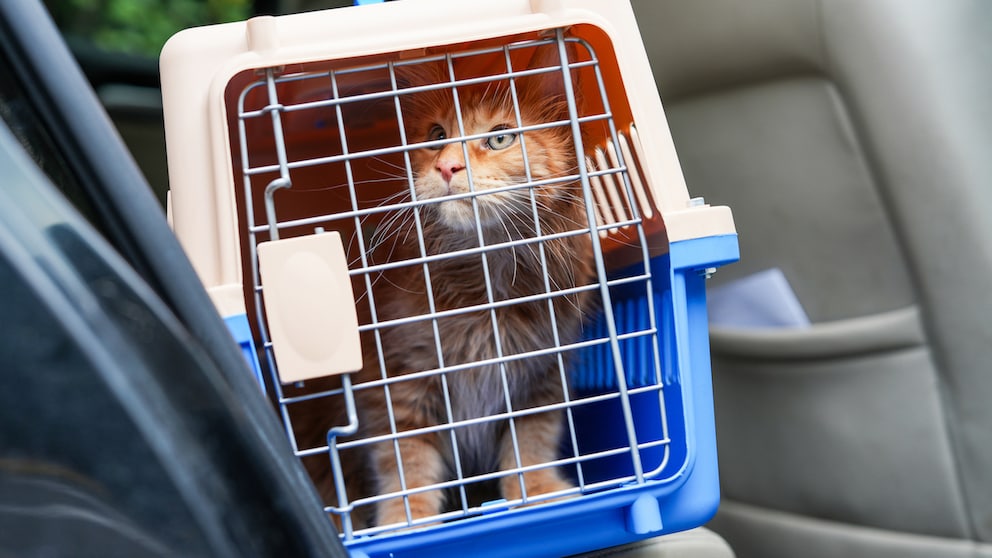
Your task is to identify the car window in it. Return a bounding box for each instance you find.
[0,46,107,236]
[0,112,220,556]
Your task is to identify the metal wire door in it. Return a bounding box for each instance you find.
[234,28,672,539]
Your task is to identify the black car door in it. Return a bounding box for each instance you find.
[0,2,347,556]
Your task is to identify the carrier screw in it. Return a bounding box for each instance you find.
[688,197,706,207]
[701,267,717,279]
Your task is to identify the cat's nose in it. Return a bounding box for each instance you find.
[436,158,465,183]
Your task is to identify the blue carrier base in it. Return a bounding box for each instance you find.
[224,313,265,395]
[341,233,739,558]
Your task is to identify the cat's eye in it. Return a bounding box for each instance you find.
[484,125,517,151]
[427,124,446,149]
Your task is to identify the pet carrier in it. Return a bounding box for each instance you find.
[161,1,738,557]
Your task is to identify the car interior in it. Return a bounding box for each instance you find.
[633,2,992,557]
[6,0,992,556]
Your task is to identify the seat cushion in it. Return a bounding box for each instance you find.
[570,528,735,558]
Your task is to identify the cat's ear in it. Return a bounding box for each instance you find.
[393,59,451,122]
[518,37,581,104]
[393,59,446,90]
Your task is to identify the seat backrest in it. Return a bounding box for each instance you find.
[631,1,992,556]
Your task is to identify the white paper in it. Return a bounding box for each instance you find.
[707,268,810,329]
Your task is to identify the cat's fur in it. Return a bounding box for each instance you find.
[302,43,593,530]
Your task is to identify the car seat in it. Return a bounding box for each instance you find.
[630,0,992,556]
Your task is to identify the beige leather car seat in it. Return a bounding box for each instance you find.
[630,1,992,556]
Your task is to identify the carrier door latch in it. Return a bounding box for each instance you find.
[257,231,363,383]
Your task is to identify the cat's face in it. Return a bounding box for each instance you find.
[402,65,576,233]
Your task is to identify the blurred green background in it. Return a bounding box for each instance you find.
[37,0,354,203]
[44,0,251,58]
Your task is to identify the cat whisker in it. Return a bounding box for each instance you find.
[367,155,414,176]
[356,210,422,303]
[351,193,420,275]
[489,203,521,287]
[528,195,596,229]
[303,168,415,195]
[368,209,412,257]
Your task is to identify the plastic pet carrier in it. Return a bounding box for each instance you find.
[161,1,738,556]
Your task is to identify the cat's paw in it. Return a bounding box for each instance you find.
[375,493,444,530]
[501,469,577,506]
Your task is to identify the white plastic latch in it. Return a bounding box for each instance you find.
[257,231,362,383]
[246,15,279,54]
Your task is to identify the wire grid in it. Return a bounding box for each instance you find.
[235,29,673,538]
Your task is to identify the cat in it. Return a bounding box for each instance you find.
[302,40,595,531]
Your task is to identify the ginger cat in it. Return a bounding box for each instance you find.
[302,41,594,531]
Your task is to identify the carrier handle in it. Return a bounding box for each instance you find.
[257,230,363,383]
